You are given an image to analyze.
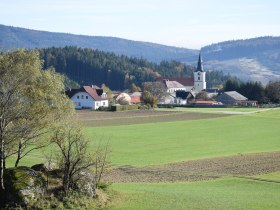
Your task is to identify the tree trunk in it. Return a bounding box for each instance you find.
[0,139,5,190]
[14,141,22,167]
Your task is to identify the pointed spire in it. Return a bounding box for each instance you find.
[196,52,204,72]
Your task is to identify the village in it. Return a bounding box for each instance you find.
[66,54,258,111]
[1,1,280,209]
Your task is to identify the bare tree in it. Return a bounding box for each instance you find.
[93,140,110,188]
[52,123,95,197]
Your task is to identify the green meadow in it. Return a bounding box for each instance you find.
[85,109,280,166]
[109,177,280,210]
[12,108,280,209]
[158,107,264,113]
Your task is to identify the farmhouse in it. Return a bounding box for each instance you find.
[66,85,109,109]
[216,91,257,106]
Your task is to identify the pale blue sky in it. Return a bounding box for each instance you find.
[1,0,279,49]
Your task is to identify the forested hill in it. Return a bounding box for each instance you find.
[2,24,280,83]
[201,36,280,83]
[39,47,196,90]
[0,24,198,63]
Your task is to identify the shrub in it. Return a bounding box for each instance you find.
[111,104,138,111]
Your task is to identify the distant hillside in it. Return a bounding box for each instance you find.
[0,24,198,63]
[1,24,280,83]
[201,37,280,83]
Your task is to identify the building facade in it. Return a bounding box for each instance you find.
[66,86,108,110]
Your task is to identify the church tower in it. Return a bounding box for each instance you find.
[194,53,206,92]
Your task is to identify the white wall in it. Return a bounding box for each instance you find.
[167,87,186,93]
[71,92,108,110]
[194,72,206,92]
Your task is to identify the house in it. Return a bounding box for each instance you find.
[175,91,195,104]
[160,80,187,104]
[216,91,257,106]
[66,85,109,110]
[163,80,187,93]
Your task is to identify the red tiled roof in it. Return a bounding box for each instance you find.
[65,86,107,101]
[83,86,104,101]
[130,96,142,104]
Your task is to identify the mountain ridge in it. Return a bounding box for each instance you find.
[1,24,280,83]
[0,24,198,63]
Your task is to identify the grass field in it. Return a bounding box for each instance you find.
[157,107,268,113]
[84,109,280,166]
[10,108,280,210]
[108,178,280,210]
[13,108,280,167]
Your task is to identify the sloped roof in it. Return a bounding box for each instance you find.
[157,77,194,87]
[83,86,104,101]
[65,86,106,101]
[224,91,248,101]
[164,80,185,89]
[176,91,194,99]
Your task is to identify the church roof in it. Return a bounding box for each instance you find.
[156,77,194,87]
[196,53,204,72]
[164,80,185,89]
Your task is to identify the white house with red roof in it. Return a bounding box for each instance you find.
[66,85,108,110]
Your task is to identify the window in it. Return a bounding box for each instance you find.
[86,96,88,99]
[81,95,84,99]
[96,102,99,106]
[103,102,105,105]
[77,95,79,99]
[198,77,200,80]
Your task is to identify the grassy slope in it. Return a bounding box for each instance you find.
[257,172,280,182]
[85,109,280,166]
[109,178,280,210]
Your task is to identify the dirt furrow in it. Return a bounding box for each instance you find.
[103,151,280,182]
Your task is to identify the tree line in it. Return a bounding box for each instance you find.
[224,79,280,104]
[39,46,231,90]
[39,46,192,90]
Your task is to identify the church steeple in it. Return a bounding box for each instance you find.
[196,52,204,72]
[193,52,206,92]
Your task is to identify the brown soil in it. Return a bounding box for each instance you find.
[103,151,280,182]
[76,110,231,127]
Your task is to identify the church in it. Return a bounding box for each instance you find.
[158,53,207,104]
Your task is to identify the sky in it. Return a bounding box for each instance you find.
[1,0,280,49]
